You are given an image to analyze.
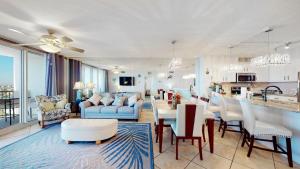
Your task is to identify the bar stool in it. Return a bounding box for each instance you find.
[207,92,222,117]
[199,99,216,142]
[217,93,243,137]
[239,99,293,167]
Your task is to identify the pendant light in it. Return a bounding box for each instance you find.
[251,28,290,66]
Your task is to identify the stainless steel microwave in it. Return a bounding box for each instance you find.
[236,73,256,82]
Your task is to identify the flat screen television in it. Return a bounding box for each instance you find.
[119,76,135,86]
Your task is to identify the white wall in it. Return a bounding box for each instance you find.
[108,68,195,98]
[108,71,146,98]
[150,70,194,93]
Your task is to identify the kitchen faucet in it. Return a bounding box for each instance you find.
[263,86,283,102]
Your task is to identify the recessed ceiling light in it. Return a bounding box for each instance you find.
[284,45,290,50]
[8,28,24,35]
[284,42,291,50]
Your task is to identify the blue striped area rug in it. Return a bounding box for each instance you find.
[0,123,154,169]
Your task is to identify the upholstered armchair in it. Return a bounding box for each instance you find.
[35,94,71,128]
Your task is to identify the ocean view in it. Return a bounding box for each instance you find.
[0,55,14,86]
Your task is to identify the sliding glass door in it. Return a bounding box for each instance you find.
[0,45,21,129]
[26,52,46,121]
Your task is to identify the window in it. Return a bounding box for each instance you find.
[83,66,91,84]
[27,52,46,121]
[98,69,106,92]
[0,45,21,129]
[81,64,107,94]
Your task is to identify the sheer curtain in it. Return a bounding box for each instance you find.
[81,64,107,93]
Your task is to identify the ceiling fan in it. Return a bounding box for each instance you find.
[13,29,84,54]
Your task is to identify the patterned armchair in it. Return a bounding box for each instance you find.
[35,94,71,128]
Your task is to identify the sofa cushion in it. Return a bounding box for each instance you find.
[40,102,55,112]
[85,105,103,114]
[55,99,67,109]
[44,109,67,120]
[88,93,102,105]
[112,96,125,106]
[101,106,118,114]
[101,96,114,106]
[128,95,137,107]
[117,106,134,114]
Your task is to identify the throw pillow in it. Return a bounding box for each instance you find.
[40,102,55,112]
[101,96,114,106]
[88,93,102,105]
[112,96,125,107]
[55,99,67,109]
[128,95,137,107]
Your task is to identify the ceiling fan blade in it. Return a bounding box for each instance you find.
[61,36,73,43]
[67,46,85,53]
[11,42,45,46]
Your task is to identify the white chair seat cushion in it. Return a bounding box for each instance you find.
[170,119,202,137]
[254,120,292,137]
[207,105,221,113]
[204,110,215,119]
[225,111,243,121]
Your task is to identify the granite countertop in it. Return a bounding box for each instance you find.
[250,97,300,113]
[223,94,300,113]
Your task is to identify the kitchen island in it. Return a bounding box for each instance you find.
[222,95,300,164]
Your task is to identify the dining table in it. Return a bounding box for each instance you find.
[156,100,215,153]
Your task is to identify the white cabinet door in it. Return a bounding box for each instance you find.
[285,63,298,82]
[255,66,269,82]
[269,65,286,82]
[225,72,236,82]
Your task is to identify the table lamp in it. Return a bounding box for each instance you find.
[86,82,95,98]
[73,81,85,101]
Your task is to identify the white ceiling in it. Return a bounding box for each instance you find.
[0,0,299,70]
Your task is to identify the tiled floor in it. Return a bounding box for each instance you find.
[139,109,300,169]
[0,110,299,169]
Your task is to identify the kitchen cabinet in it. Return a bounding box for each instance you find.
[223,72,236,82]
[255,66,269,82]
[285,64,298,81]
[269,64,297,82]
[267,95,297,103]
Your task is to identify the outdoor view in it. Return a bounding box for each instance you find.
[0,55,18,128]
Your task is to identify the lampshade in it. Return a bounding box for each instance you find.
[73,81,85,90]
[86,82,95,89]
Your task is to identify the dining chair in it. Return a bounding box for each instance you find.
[170,103,204,160]
[239,99,293,167]
[151,96,173,143]
[163,92,173,104]
[190,98,215,143]
[217,93,243,137]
